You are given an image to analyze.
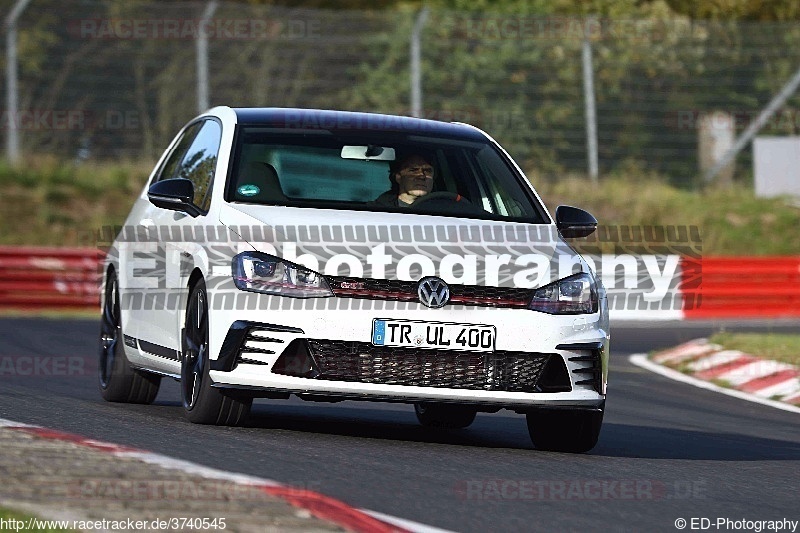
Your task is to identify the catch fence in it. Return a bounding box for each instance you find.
[2,2,800,187]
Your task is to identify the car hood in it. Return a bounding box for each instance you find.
[219,203,588,289]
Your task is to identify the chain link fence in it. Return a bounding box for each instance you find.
[3,0,800,188]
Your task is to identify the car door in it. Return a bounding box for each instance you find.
[126,118,222,373]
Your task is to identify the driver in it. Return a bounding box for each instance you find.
[372,154,434,207]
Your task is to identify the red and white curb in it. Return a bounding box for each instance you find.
[0,418,452,533]
[629,338,800,414]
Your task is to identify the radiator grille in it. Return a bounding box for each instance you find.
[326,276,534,308]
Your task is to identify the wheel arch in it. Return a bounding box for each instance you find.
[187,267,204,292]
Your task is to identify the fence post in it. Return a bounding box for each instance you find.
[582,20,599,184]
[704,63,800,184]
[196,1,219,114]
[410,7,429,118]
[5,0,32,165]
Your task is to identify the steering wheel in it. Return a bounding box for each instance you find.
[411,191,469,207]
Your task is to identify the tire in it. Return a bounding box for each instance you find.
[526,408,604,453]
[414,403,477,429]
[181,279,252,425]
[98,269,161,404]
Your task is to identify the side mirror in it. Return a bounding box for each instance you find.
[556,205,597,238]
[147,178,202,217]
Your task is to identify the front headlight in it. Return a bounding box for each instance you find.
[528,272,598,314]
[232,251,332,298]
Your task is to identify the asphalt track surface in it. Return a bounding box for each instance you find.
[1,318,799,532]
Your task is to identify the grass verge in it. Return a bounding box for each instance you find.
[0,157,151,247]
[1,159,799,254]
[0,507,74,532]
[708,332,800,367]
[537,176,800,256]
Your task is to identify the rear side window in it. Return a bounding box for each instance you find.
[157,123,202,184]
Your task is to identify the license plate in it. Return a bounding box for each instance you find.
[372,319,496,352]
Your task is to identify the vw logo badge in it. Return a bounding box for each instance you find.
[418,277,450,308]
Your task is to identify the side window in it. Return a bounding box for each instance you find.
[155,123,203,184]
[176,120,222,212]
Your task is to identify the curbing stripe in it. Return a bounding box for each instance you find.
[686,350,745,372]
[629,354,800,414]
[750,377,800,399]
[652,342,721,365]
[262,486,403,533]
[0,417,436,533]
[783,391,800,405]
[718,361,796,386]
[694,356,757,380]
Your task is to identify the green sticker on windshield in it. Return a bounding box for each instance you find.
[237,184,260,197]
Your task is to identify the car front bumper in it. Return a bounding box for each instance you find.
[206,301,609,409]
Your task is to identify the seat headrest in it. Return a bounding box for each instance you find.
[236,162,287,202]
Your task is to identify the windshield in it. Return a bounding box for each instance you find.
[227,127,549,223]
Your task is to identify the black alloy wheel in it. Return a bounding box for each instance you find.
[98,269,160,403]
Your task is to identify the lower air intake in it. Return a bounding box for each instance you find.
[275,340,564,393]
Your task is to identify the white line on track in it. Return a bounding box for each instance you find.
[629,354,800,414]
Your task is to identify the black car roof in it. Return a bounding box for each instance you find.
[232,108,488,141]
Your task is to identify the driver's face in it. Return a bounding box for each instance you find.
[395,156,434,199]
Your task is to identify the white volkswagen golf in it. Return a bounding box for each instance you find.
[99,107,609,452]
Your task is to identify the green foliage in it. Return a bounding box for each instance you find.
[338,3,800,183]
[87,0,800,19]
[664,0,800,21]
[225,0,800,21]
[0,507,74,532]
[10,0,800,184]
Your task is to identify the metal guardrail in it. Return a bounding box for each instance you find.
[682,257,800,319]
[0,246,102,309]
[0,247,798,318]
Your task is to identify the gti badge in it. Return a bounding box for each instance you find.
[417,277,450,308]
